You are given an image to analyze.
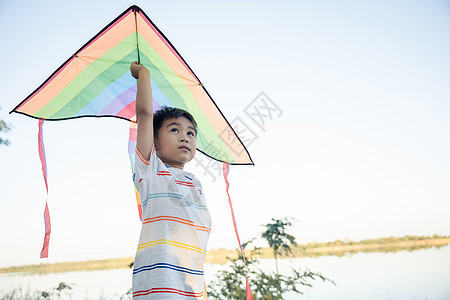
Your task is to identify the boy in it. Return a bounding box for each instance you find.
[130,61,212,299]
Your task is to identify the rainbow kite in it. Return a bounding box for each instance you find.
[11,5,253,299]
[12,5,252,165]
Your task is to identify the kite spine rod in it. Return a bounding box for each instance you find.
[133,8,141,64]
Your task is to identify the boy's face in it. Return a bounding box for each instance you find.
[154,117,197,169]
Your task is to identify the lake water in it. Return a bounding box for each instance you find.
[1,246,449,299]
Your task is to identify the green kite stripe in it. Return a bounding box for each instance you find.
[138,52,189,111]
[50,49,138,119]
[139,48,233,161]
[36,34,138,118]
[138,52,221,160]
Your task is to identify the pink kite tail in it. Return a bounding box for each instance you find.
[128,121,142,220]
[223,163,254,300]
[38,119,51,258]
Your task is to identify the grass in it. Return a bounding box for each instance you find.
[0,282,132,300]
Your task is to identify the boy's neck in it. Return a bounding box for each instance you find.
[163,160,185,170]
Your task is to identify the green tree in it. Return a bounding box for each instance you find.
[208,240,334,300]
[0,107,11,146]
[261,217,297,274]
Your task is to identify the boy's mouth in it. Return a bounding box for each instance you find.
[179,145,190,152]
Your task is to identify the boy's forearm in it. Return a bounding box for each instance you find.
[135,70,153,118]
[133,65,154,160]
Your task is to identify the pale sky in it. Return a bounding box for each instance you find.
[0,0,449,268]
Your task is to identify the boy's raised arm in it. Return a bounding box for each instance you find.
[131,62,154,161]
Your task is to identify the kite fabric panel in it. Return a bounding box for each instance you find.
[11,5,253,165]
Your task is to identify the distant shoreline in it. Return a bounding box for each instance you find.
[1,235,448,274]
[205,235,450,264]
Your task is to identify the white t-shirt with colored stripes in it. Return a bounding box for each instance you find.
[132,146,212,299]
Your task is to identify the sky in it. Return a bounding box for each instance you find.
[0,0,449,268]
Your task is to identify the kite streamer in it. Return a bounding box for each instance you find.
[128,121,143,220]
[223,163,253,300]
[38,119,51,258]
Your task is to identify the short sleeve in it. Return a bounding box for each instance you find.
[133,145,159,190]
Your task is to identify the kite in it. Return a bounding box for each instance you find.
[11,5,253,299]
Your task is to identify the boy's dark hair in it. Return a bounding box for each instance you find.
[153,106,198,138]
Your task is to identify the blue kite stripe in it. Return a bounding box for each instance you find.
[75,72,136,117]
[150,78,174,109]
[185,201,207,210]
[133,263,204,276]
[142,192,183,206]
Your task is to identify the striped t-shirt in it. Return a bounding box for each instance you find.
[132,146,212,299]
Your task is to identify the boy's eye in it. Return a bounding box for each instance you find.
[188,131,195,136]
[170,128,179,132]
